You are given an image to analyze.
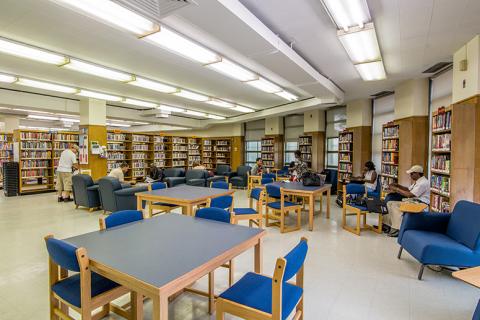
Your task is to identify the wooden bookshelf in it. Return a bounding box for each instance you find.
[15,130,54,194]
[52,132,79,180]
[338,130,353,182]
[380,123,399,191]
[0,133,13,189]
[298,135,312,168]
[153,135,171,168]
[107,131,131,179]
[261,135,283,169]
[202,139,214,170]
[188,137,202,168]
[131,133,153,180]
[213,138,232,167]
[172,136,188,168]
[430,106,452,212]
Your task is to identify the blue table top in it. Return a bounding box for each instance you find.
[270,181,332,192]
[64,214,263,289]
[136,185,233,201]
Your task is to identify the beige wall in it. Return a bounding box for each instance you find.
[265,116,283,135]
[168,123,244,137]
[452,35,480,103]
[346,99,372,127]
[304,109,325,132]
[79,98,106,126]
[431,95,452,110]
[394,78,429,119]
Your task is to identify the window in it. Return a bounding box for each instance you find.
[326,137,339,168]
[245,140,261,166]
[284,141,298,165]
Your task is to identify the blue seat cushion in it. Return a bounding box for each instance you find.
[219,272,302,320]
[267,201,299,210]
[347,203,368,211]
[233,208,257,215]
[402,230,480,267]
[52,272,120,308]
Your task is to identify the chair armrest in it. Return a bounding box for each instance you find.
[164,177,186,187]
[398,212,451,243]
[121,183,132,189]
[114,186,148,197]
[86,185,99,191]
[224,172,235,178]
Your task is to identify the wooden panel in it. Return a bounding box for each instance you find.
[305,131,325,172]
[451,95,480,206]
[349,126,372,177]
[231,136,244,170]
[397,117,429,185]
[80,125,107,180]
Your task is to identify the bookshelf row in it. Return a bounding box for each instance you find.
[338,130,353,181]
[261,136,283,169]
[380,123,399,191]
[0,133,13,189]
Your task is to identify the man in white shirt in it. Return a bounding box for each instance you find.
[384,165,430,237]
[108,162,129,182]
[56,144,79,202]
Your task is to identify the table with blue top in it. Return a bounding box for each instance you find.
[65,213,266,320]
[270,181,332,231]
[135,185,234,216]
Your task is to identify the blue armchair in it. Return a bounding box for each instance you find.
[207,164,232,184]
[186,169,208,187]
[162,168,186,187]
[97,177,148,213]
[230,165,251,189]
[398,200,480,280]
[72,174,101,211]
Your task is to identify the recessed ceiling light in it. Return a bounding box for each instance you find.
[206,58,258,82]
[245,77,282,93]
[27,114,60,121]
[13,108,52,114]
[207,114,226,120]
[123,98,157,108]
[232,105,255,113]
[205,99,235,108]
[321,0,371,31]
[0,37,67,65]
[174,90,209,102]
[338,25,381,64]
[76,89,122,101]
[183,110,206,117]
[0,73,17,83]
[274,90,298,101]
[127,77,178,94]
[17,78,78,94]
[60,118,80,123]
[63,59,133,82]
[354,60,386,81]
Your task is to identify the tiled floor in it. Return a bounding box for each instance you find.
[0,190,476,319]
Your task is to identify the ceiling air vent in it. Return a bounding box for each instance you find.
[422,62,452,74]
[371,90,394,98]
[111,0,193,22]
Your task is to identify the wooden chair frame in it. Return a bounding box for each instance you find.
[147,183,179,217]
[216,237,307,320]
[45,235,135,320]
[341,185,382,236]
[232,189,265,228]
[265,188,302,233]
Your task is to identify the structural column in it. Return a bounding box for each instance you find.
[2,116,20,133]
[394,79,429,185]
[346,99,372,176]
[79,98,107,180]
[265,117,284,168]
[304,109,326,171]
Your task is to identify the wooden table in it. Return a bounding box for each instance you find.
[271,181,332,231]
[136,185,234,216]
[453,267,480,288]
[65,214,265,320]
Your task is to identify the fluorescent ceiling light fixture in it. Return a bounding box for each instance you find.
[275,90,298,101]
[0,73,16,83]
[16,78,78,94]
[207,114,226,120]
[53,0,158,35]
[60,118,80,123]
[27,114,60,121]
[107,122,131,127]
[157,105,184,113]
[76,89,122,101]
[205,99,235,109]
[354,60,386,81]
[156,113,169,118]
[123,98,157,108]
[13,108,51,114]
[183,110,206,117]
[338,25,381,64]
[133,121,149,125]
[0,37,67,65]
[321,0,371,30]
[206,59,258,82]
[128,77,177,93]
[246,77,282,93]
[174,89,209,102]
[145,26,220,64]
[63,59,133,81]
[232,105,254,113]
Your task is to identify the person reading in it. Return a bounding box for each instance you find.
[250,157,264,175]
[349,161,378,193]
[108,162,130,183]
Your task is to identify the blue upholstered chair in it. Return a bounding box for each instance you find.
[97,177,148,213]
[185,169,208,187]
[230,165,251,189]
[99,210,145,230]
[233,187,264,227]
[72,174,101,211]
[367,178,382,198]
[473,300,480,320]
[398,200,480,280]
[216,238,308,320]
[262,172,277,181]
[207,195,234,212]
[341,184,383,236]
[261,177,275,185]
[210,180,231,190]
[265,184,302,233]
[146,181,179,216]
[277,165,290,177]
[162,168,186,187]
[207,164,232,184]
[44,235,131,319]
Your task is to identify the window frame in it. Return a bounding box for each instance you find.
[245,140,262,167]
[284,140,298,166]
[326,137,339,169]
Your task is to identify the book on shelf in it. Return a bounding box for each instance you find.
[432,107,452,131]
[431,154,450,173]
[108,132,128,141]
[431,133,451,151]
[382,126,399,138]
[431,175,450,195]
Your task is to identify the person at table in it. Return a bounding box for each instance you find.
[250,157,264,175]
[108,162,130,183]
[383,165,430,237]
[292,150,308,180]
[145,164,163,183]
[56,144,79,202]
[349,161,378,192]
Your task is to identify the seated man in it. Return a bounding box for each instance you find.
[108,162,130,183]
[250,157,264,175]
[383,165,430,237]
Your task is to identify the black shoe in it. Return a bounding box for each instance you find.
[63,197,73,202]
[57,197,63,202]
[388,229,399,237]
[382,225,391,233]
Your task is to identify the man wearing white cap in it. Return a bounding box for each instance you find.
[384,165,430,237]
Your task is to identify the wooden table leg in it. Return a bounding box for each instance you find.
[186,205,193,216]
[131,292,143,320]
[254,239,262,274]
[137,196,143,211]
[326,189,331,219]
[152,295,168,320]
[308,194,314,231]
[208,272,215,314]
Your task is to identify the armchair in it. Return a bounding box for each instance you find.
[185,169,208,187]
[398,200,480,280]
[72,174,100,211]
[207,164,231,184]
[97,177,148,213]
[230,165,251,189]
[162,168,186,187]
